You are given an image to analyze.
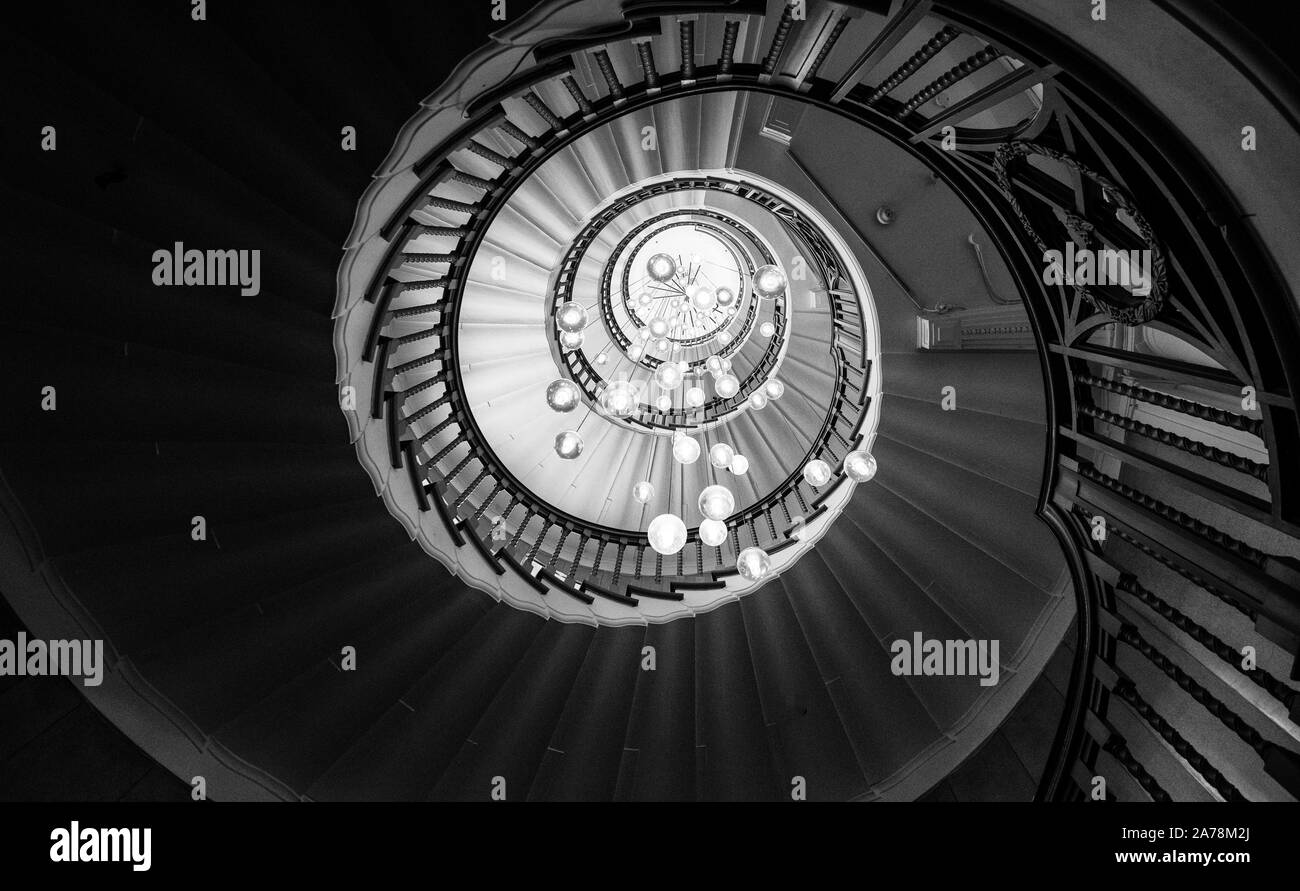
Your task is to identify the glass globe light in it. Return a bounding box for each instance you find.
[595,353,608,366]
[654,362,684,391]
[714,373,740,399]
[656,338,670,352]
[719,357,733,373]
[736,547,772,582]
[709,443,735,469]
[638,293,653,307]
[716,331,733,346]
[554,430,583,460]
[844,450,878,482]
[691,287,717,312]
[803,459,832,487]
[704,355,723,375]
[698,484,736,521]
[748,391,769,411]
[670,297,683,310]
[555,301,588,333]
[759,321,776,337]
[764,379,785,400]
[678,360,689,372]
[638,328,653,342]
[698,518,728,548]
[649,318,669,338]
[647,513,688,556]
[729,454,749,475]
[632,481,655,504]
[753,264,787,299]
[560,330,584,350]
[685,386,705,408]
[627,344,643,361]
[715,287,736,308]
[545,379,579,412]
[672,435,701,464]
[656,394,672,411]
[647,253,676,282]
[600,380,639,417]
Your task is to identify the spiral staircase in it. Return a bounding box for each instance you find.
[1,0,1298,802]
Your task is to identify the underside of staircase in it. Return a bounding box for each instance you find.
[1,0,1298,805]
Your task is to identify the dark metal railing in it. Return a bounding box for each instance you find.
[356,3,1300,796]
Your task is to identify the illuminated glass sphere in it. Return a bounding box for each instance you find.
[685,386,705,408]
[633,481,655,503]
[554,430,583,460]
[691,287,717,312]
[647,253,676,282]
[729,454,749,475]
[719,357,733,373]
[803,459,832,487]
[736,547,772,582]
[704,355,723,375]
[647,513,688,555]
[556,301,588,333]
[670,297,682,309]
[656,394,672,411]
[672,435,701,464]
[698,518,728,548]
[715,287,736,308]
[627,344,644,361]
[595,353,608,366]
[716,331,733,346]
[714,373,740,399]
[545,379,580,413]
[759,321,776,337]
[698,485,736,521]
[638,293,653,307]
[678,360,690,372]
[639,328,653,342]
[560,331,584,350]
[600,381,639,417]
[748,391,769,411]
[844,450,878,482]
[709,443,735,469]
[654,362,684,391]
[753,265,787,299]
[649,318,670,338]
[764,379,785,400]
[656,339,671,352]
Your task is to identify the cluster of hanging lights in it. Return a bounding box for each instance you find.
[541,245,875,585]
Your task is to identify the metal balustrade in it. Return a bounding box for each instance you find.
[342,1,1300,793]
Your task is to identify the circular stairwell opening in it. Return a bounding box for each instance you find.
[339,91,883,624]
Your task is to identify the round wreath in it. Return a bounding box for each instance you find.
[993,141,1166,326]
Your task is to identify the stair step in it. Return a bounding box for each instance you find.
[779,552,944,787]
[214,583,488,792]
[528,625,647,801]
[430,620,596,801]
[305,602,542,801]
[740,583,870,800]
[614,619,696,801]
[694,601,784,800]
[54,498,406,654]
